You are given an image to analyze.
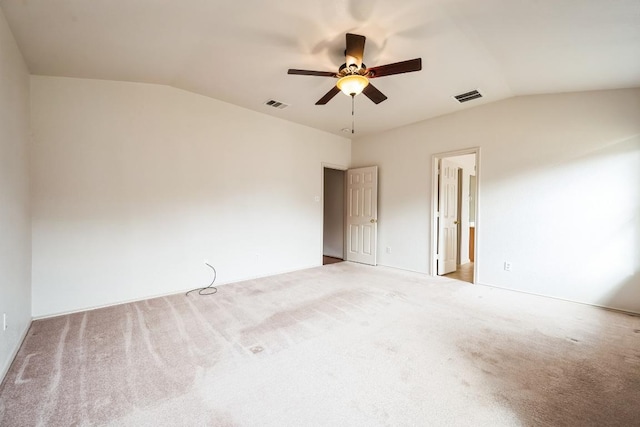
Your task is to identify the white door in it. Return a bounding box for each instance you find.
[437,159,458,275]
[346,166,378,265]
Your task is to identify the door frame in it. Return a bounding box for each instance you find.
[429,147,481,283]
[321,162,348,264]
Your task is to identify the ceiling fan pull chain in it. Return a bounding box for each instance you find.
[351,94,355,134]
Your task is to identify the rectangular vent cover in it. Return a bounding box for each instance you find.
[264,99,289,109]
[454,90,482,103]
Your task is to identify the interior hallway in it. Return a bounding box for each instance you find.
[444,262,474,284]
[323,256,344,265]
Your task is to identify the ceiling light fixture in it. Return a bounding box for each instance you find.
[336,74,369,96]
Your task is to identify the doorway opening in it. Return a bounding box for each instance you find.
[323,166,346,265]
[430,148,479,284]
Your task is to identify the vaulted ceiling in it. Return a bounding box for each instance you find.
[2,0,639,137]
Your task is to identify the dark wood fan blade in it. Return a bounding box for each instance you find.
[345,33,366,66]
[315,86,341,105]
[288,69,337,77]
[362,83,388,104]
[367,58,422,78]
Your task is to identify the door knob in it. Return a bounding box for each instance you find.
[370,219,377,223]
[454,220,459,224]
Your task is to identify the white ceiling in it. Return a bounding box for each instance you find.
[2,0,639,138]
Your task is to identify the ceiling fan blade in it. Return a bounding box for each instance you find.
[362,83,388,104]
[288,69,337,77]
[345,33,366,67]
[367,58,422,78]
[315,86,341,105]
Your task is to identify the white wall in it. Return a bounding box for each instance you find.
[323,168,345,259]
[0,9,31,379]
[352,89,640,313]
[30,76,350,317]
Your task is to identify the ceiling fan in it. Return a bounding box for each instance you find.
[288,33,422,105]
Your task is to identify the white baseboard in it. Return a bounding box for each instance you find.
[373,263,640,317]
[33,263,321,321]
[0,321,31,386]
[476,281,640,316]
[376,263,428,275]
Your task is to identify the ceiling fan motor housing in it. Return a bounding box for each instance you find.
[339,63,368,77]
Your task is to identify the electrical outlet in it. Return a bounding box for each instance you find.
[386,247,391,254]
[3,313,6,331]
[504,262,512,272]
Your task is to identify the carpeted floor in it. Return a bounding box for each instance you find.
[1,262,639,426]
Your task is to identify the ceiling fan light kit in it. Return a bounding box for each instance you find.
[336,74,369,96]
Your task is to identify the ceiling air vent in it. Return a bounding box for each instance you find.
[264,99,289,110]
[454,90,482,103]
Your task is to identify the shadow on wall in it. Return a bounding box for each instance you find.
[603,273,640,314]
[483,132,640,312]
[594,136,639,314]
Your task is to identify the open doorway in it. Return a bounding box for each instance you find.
[430,148,479,284]
[323,167,346,265]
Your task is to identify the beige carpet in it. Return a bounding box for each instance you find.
[1,262,639,426]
